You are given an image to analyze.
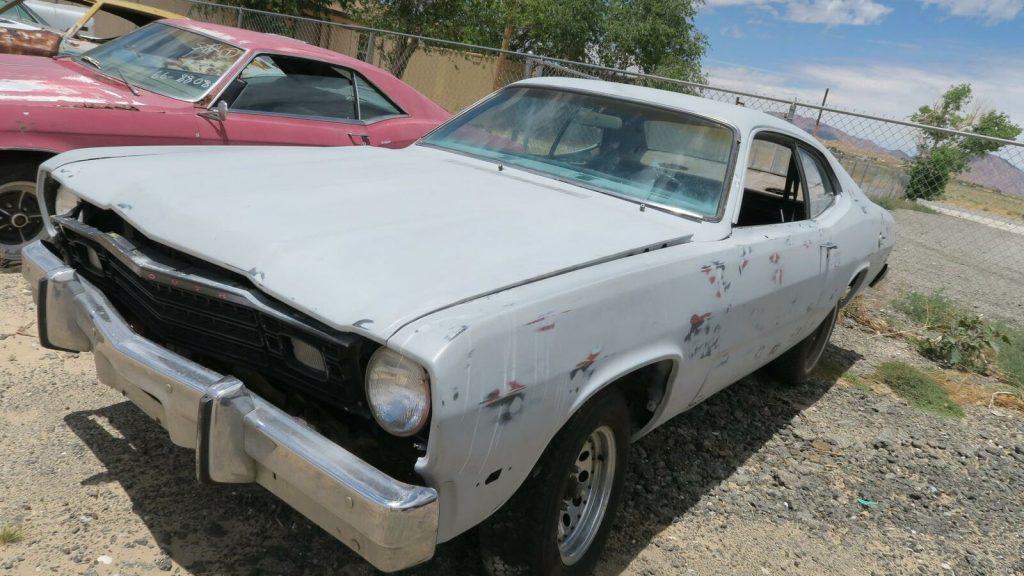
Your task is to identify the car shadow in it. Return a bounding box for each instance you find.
[64,342,860,576]
[594,341,862,575]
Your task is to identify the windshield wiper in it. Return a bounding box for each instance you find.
[115,69,140,97]
[79,55,140,97]
[79,55,102,69]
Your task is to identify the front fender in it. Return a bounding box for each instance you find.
[387,241,729,543]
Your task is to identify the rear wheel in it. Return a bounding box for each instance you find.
[768,305,838,385]
[480,388,630,576]
[0,162,44,266]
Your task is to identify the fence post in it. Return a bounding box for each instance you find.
[364,32,376,64]
[235,6,243,28]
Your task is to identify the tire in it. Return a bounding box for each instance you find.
[768,304,838,385]
[0,161,44,266]
[479,388,631,576]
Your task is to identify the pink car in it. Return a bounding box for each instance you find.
[0,19,450,261]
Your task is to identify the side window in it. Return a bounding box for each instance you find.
[736,135,808,227]
[354,75,403,120]
[798,148,837,218]
[231,54,357,121]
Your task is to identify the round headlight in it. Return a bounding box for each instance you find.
[54,187,81,216]
[365,347,431,437]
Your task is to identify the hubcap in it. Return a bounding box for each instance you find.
[0,182,43,247]
[557,425,617,566]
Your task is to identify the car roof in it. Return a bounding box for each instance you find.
[513,77,812,141]
[160,19,449,121]
[163,18,364,65]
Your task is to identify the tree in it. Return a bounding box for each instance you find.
[347,0,706,84]
[353,0,472,77]
[905,84,1021,200]
[478,0,707,85]
[197,0,334,37]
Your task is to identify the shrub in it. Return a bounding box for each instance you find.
[895,292,1009,374]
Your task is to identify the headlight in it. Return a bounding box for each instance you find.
[365,347,431,437]
[53,186,81,216]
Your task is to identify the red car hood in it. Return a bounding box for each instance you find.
[0,55,175,110]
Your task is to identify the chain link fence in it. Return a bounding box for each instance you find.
[140,1,1024,290]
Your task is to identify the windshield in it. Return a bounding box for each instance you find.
[422,87,736,218]
[77,23,245,101]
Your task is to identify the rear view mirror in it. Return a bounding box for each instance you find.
[577,110,623,130]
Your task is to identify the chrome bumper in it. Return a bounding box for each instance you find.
[21,241,439,572]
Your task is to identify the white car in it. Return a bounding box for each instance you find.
[22,77,894,574]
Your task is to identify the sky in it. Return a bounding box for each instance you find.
[697,0,1024,131]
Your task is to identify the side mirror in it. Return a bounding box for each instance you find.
[199,100,229,122]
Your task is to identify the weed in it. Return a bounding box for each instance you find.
[0,525,24,545]
[873,362,963,417]
[894,291,961,327]
[842,295,890,334]
[875,197,938,214]
[895,292,1009,374]
[996,326,1024,390]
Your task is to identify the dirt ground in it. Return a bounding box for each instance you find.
[1,207,1022,576]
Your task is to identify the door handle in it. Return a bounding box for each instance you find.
[347,132,371,146]
[821,242,838,252]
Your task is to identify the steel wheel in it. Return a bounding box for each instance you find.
[0,181,43,248]
[557,424,617,566]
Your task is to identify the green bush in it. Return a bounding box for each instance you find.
[905,146,963,201]
[873,362,963,417]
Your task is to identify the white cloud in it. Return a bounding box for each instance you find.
[920,0,1023,23]
[785,0,893,24]
[705,0,893,25]
[721,24,747,37]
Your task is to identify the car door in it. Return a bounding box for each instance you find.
[692,132,829,399]
[796,145,845,312]
[195,53,362,147]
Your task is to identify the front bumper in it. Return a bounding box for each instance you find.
[21,241,439,572]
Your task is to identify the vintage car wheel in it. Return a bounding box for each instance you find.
[479,388,631,576]
[768,304,839,385]
[0,163,44,265]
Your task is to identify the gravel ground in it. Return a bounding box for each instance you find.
[2,208,1023,576]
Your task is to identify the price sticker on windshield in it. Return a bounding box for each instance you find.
[149,69,218,90]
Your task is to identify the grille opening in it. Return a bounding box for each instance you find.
[54,208,426,483]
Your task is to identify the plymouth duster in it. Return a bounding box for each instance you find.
[22,77,893,575]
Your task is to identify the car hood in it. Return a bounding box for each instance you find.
[0,55,160,109]
[47,145,706,340]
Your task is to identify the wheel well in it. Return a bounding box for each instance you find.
[608,359,674,434]
[1,150,55,169]
[838,268,870,308]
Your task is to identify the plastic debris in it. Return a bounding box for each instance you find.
[857,498,878,508]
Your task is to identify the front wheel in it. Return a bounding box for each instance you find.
[480,388,631,576]
[0,162,44,266]
[767,304,838,385]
